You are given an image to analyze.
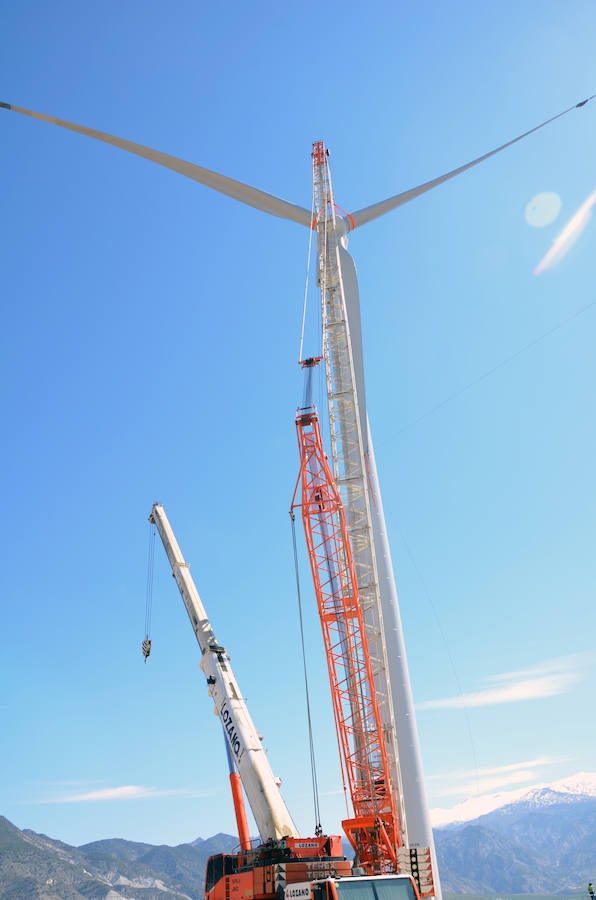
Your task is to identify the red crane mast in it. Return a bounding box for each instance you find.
[291,361,401,875]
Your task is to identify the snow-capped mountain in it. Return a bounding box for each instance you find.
[547,772,596,797]
[433,774,596,893]
[431,770,596,827]
[2,783,595,897]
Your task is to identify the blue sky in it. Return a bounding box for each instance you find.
[1,1,595,848]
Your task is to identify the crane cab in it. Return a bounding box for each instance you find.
[307,875,420,900]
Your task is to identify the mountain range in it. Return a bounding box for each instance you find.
[434,785,596,894]
[1,780,595,899]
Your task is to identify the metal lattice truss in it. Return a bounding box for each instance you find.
[293,404,400,873]
[311,141,406,846]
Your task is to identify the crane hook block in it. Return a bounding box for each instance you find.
[142,638,152,663]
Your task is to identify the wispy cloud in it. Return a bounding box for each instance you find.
[534,189,596,274]
[426,756,562,799]
[429,767,596,827]
[35,784,212,805]
[418,653,593,711]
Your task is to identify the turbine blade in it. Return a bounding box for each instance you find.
[348,96,595,230]
[0,101,312,227]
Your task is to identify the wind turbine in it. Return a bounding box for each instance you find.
[2,95,593,898]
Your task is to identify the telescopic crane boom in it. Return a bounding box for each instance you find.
[149,502,298,843]
[148,503,353,900]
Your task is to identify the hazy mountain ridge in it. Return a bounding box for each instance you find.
[0,815,112,899]
[0,818,236,899]
[2,785,595,897]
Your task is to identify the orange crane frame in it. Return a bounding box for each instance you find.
[291,396,402,874]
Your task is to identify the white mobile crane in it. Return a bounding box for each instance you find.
[148,503,359,900]
[149,502,298,845]
[148,502,422,900]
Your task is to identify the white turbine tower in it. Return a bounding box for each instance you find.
[2,95,593,899]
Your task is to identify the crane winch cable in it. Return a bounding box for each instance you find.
[289,509,323,836]
[142,520,156,662]
[298,183,317,364]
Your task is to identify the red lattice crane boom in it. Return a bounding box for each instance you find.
[291,362,402,875]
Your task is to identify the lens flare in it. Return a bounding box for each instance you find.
[525,192,561,227]
[534,190,596,275]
